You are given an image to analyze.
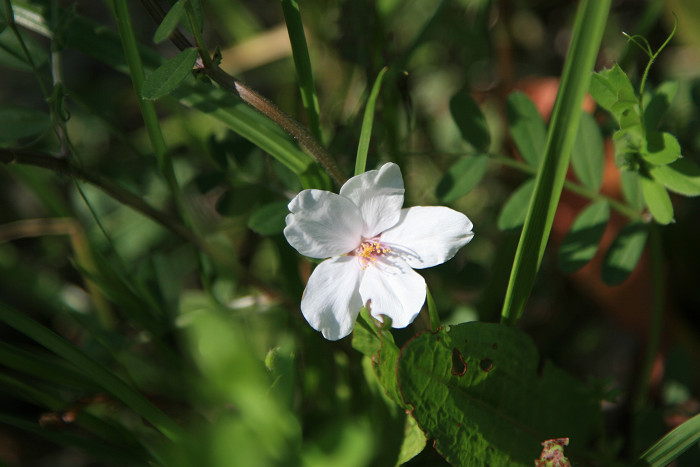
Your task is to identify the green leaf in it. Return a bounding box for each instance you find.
[355,67,388,176]
[620,171,644,210]
[436,155,489,202]
[649,158,700,196]
[153,0,188,44]
[641,131,681,165]
[500,0,611,325]
[601,221,648,286]
[450,92,490,152]
[247,201,289,235]
[644,81,679,131]
[571,111,604,192]
[497,178,535,231]
[0,107,51,143]
[558,201,610,274]
[141,47,198,100]
[0,27,48,71]
[589,64,637,123]
[506,92,547,167]
[281,0,323,143]
[398,322,602,466]
[637,412,700,467]
[640,176,674,225]
[352,309,405,408]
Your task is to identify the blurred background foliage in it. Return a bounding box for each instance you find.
[1,0,700,465]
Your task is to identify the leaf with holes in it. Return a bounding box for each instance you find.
[397,322,602,466]
[436,155,489,202]
[558,201,609,274]
[506,92,546,167]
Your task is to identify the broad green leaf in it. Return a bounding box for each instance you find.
[398,322,601,466]
[637,412,700,467]
[247,201,289,235]
[153,0,188,44]
[450,92,490,152]
[398,415,427,465]
[620,170,644,210]
[0,107,51,143]
[558,200,610,274]
[640,176,674,225]
[602,222,648,286]
[641,131,681,165]
[506,92,546,167]
[497,178,535,231]
[142,48,198,100]
[436,155,489,202]
[644,81,679,131]
[571,111,604,191]
[589,64,637,122]
[649,158,700,196]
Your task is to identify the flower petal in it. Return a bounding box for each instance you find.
[381,206,474,269]
[301,256,363,340]
[339,163,405,238]
[359,258,426,329]
[284,189,363,258]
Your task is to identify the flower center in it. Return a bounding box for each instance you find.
[354,239,391,269]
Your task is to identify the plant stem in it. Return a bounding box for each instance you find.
[633,224,665,410]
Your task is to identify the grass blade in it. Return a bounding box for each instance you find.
[0,302,182,442]
[280,0,322,142]
[637,413,700,467]
[355,66,388,176]
[501,0,612,325]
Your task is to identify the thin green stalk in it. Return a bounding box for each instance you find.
[0,302,182,442]
[355,67,388,176]
[280,0,323,142]
[633,224,664,410]
[501,0,611,326]
[110,0,181,205]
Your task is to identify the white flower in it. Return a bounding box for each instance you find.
[284,163,474,340]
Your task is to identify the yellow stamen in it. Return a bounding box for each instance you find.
[356,240,391,269]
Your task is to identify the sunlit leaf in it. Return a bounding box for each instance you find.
[641,131,681,165]
[506,92,546,167]
[649,158,700,196]
[497,178,535,231]
[142,48,198,100]
[571,112,604,192]
[398,322,601,466]
[450,92,490,152]
[601,222,648,286]
[640,176,674,225]
[436,155,489,202]
[0,107,51,143]
[638,412,700,467]
[620,170,644,210]
[558,201,609,274]
[248,201,289,235]
[589,64,637,123]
